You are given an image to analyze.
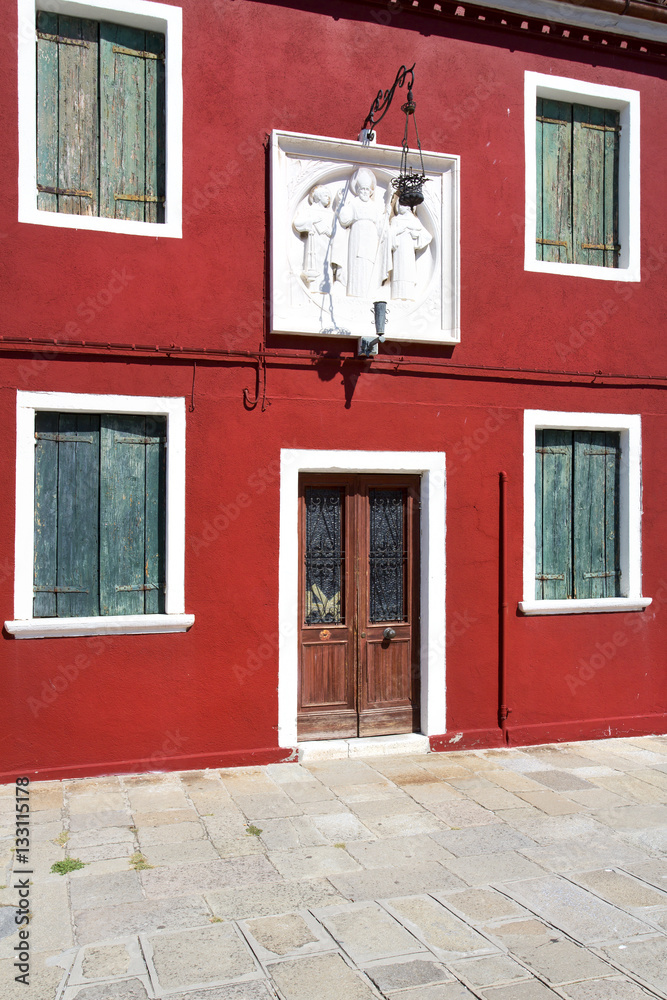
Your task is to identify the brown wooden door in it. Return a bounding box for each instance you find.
[298,475,420,740]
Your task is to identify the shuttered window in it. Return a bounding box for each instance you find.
[535,430,620,600]
[536,99,619,268]
[33,413,166,618]
[36,12,165,222]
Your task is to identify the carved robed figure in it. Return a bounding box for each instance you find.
[333,168,389,298]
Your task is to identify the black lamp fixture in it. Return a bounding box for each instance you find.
[362,63,428,207]
[358,301,388,358]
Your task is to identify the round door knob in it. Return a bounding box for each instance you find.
[383,627,396,640]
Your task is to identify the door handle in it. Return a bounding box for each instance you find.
[360,631,366,638]
[383,627,396,640]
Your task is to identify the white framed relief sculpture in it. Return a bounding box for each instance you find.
[271,130,460,345]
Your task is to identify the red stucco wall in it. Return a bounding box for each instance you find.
[0,0,665,778]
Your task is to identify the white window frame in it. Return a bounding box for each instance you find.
[520,409,651,616]
[17,0,183,238]
[278,450,447,748]
[6,391,194,638]
[524,72,640,282]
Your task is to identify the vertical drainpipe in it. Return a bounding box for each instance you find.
[499,471,511,745]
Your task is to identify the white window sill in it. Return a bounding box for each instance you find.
[524,259,639,282]
[518,598,652,616]
[18,208,181,240]
[4,614,195,639]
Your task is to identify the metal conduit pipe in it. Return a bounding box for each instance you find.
[498,471,511,745]
[1,336,667,387]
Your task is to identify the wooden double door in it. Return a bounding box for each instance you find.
[298,475,420,740]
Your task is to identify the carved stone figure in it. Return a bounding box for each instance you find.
[388,200,432,300]
[333,168,389,298]
[293,185,334,290]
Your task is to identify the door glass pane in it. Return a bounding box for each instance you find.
[369,489,406,623]
[304,487,344,624]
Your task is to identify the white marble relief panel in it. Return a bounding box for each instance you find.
[271,130,460,345]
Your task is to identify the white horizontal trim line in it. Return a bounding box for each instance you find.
[525,260,638,282]
[16,210,181,239]
[472,0,667,44]
[519,598,651,616]
[5,614,195,638]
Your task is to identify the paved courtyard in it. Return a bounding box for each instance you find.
[1,736,666,1000]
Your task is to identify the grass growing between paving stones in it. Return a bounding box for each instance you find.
[128,852,154,870]
[51,858,86,875]
[53,830,69,846]
[246,824,263,836]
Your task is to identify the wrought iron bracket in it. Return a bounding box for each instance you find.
[362,64,415,139]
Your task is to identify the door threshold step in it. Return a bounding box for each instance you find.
[298,733,430,762]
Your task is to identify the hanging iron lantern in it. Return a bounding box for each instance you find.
[362,64,428,207]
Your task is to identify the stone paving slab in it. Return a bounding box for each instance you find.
[313,901,426,964]
[568,867,667,909]
[431,824,537,857]
[445,850,549,886]
[502,875,655,943]
[601,937,667,992]
[328,861,466,900]
[267,845,361,879]
[2,735,667,1000]
[481,982,559,999]
[69,871,143,912]
[391,984,479,999]
[240,909,334,960]
[269,952,379,999]
[440,887,529,924]
[384,894,498,960]
[508,938,615,985]
[73,895,213,945]
[363,955,454,991]
[623,858,667,891]
[140,855,281,897]
[448,953,531,988]
[144,923,261,991]
[166,986,276,1000]
[68,938,145,985]
[63,978,152,1000]
[205,878,348,920]
[560,979,661,999]
[345,833,456,868]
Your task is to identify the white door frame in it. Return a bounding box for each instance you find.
[278,450,447,747]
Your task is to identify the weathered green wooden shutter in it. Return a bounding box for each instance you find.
[34,412,165,618]
[537,100,619,268]
[36,12,99,216]
[100,416,166,616]
[99,23,166,222]
[536,98,572,264]
[535,430,573,600]
[573,431,620,598]
[573,106,620,267]
[34,413,59,617]
[34,414,100,618]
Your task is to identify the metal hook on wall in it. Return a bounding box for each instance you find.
[243,346,269,412]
